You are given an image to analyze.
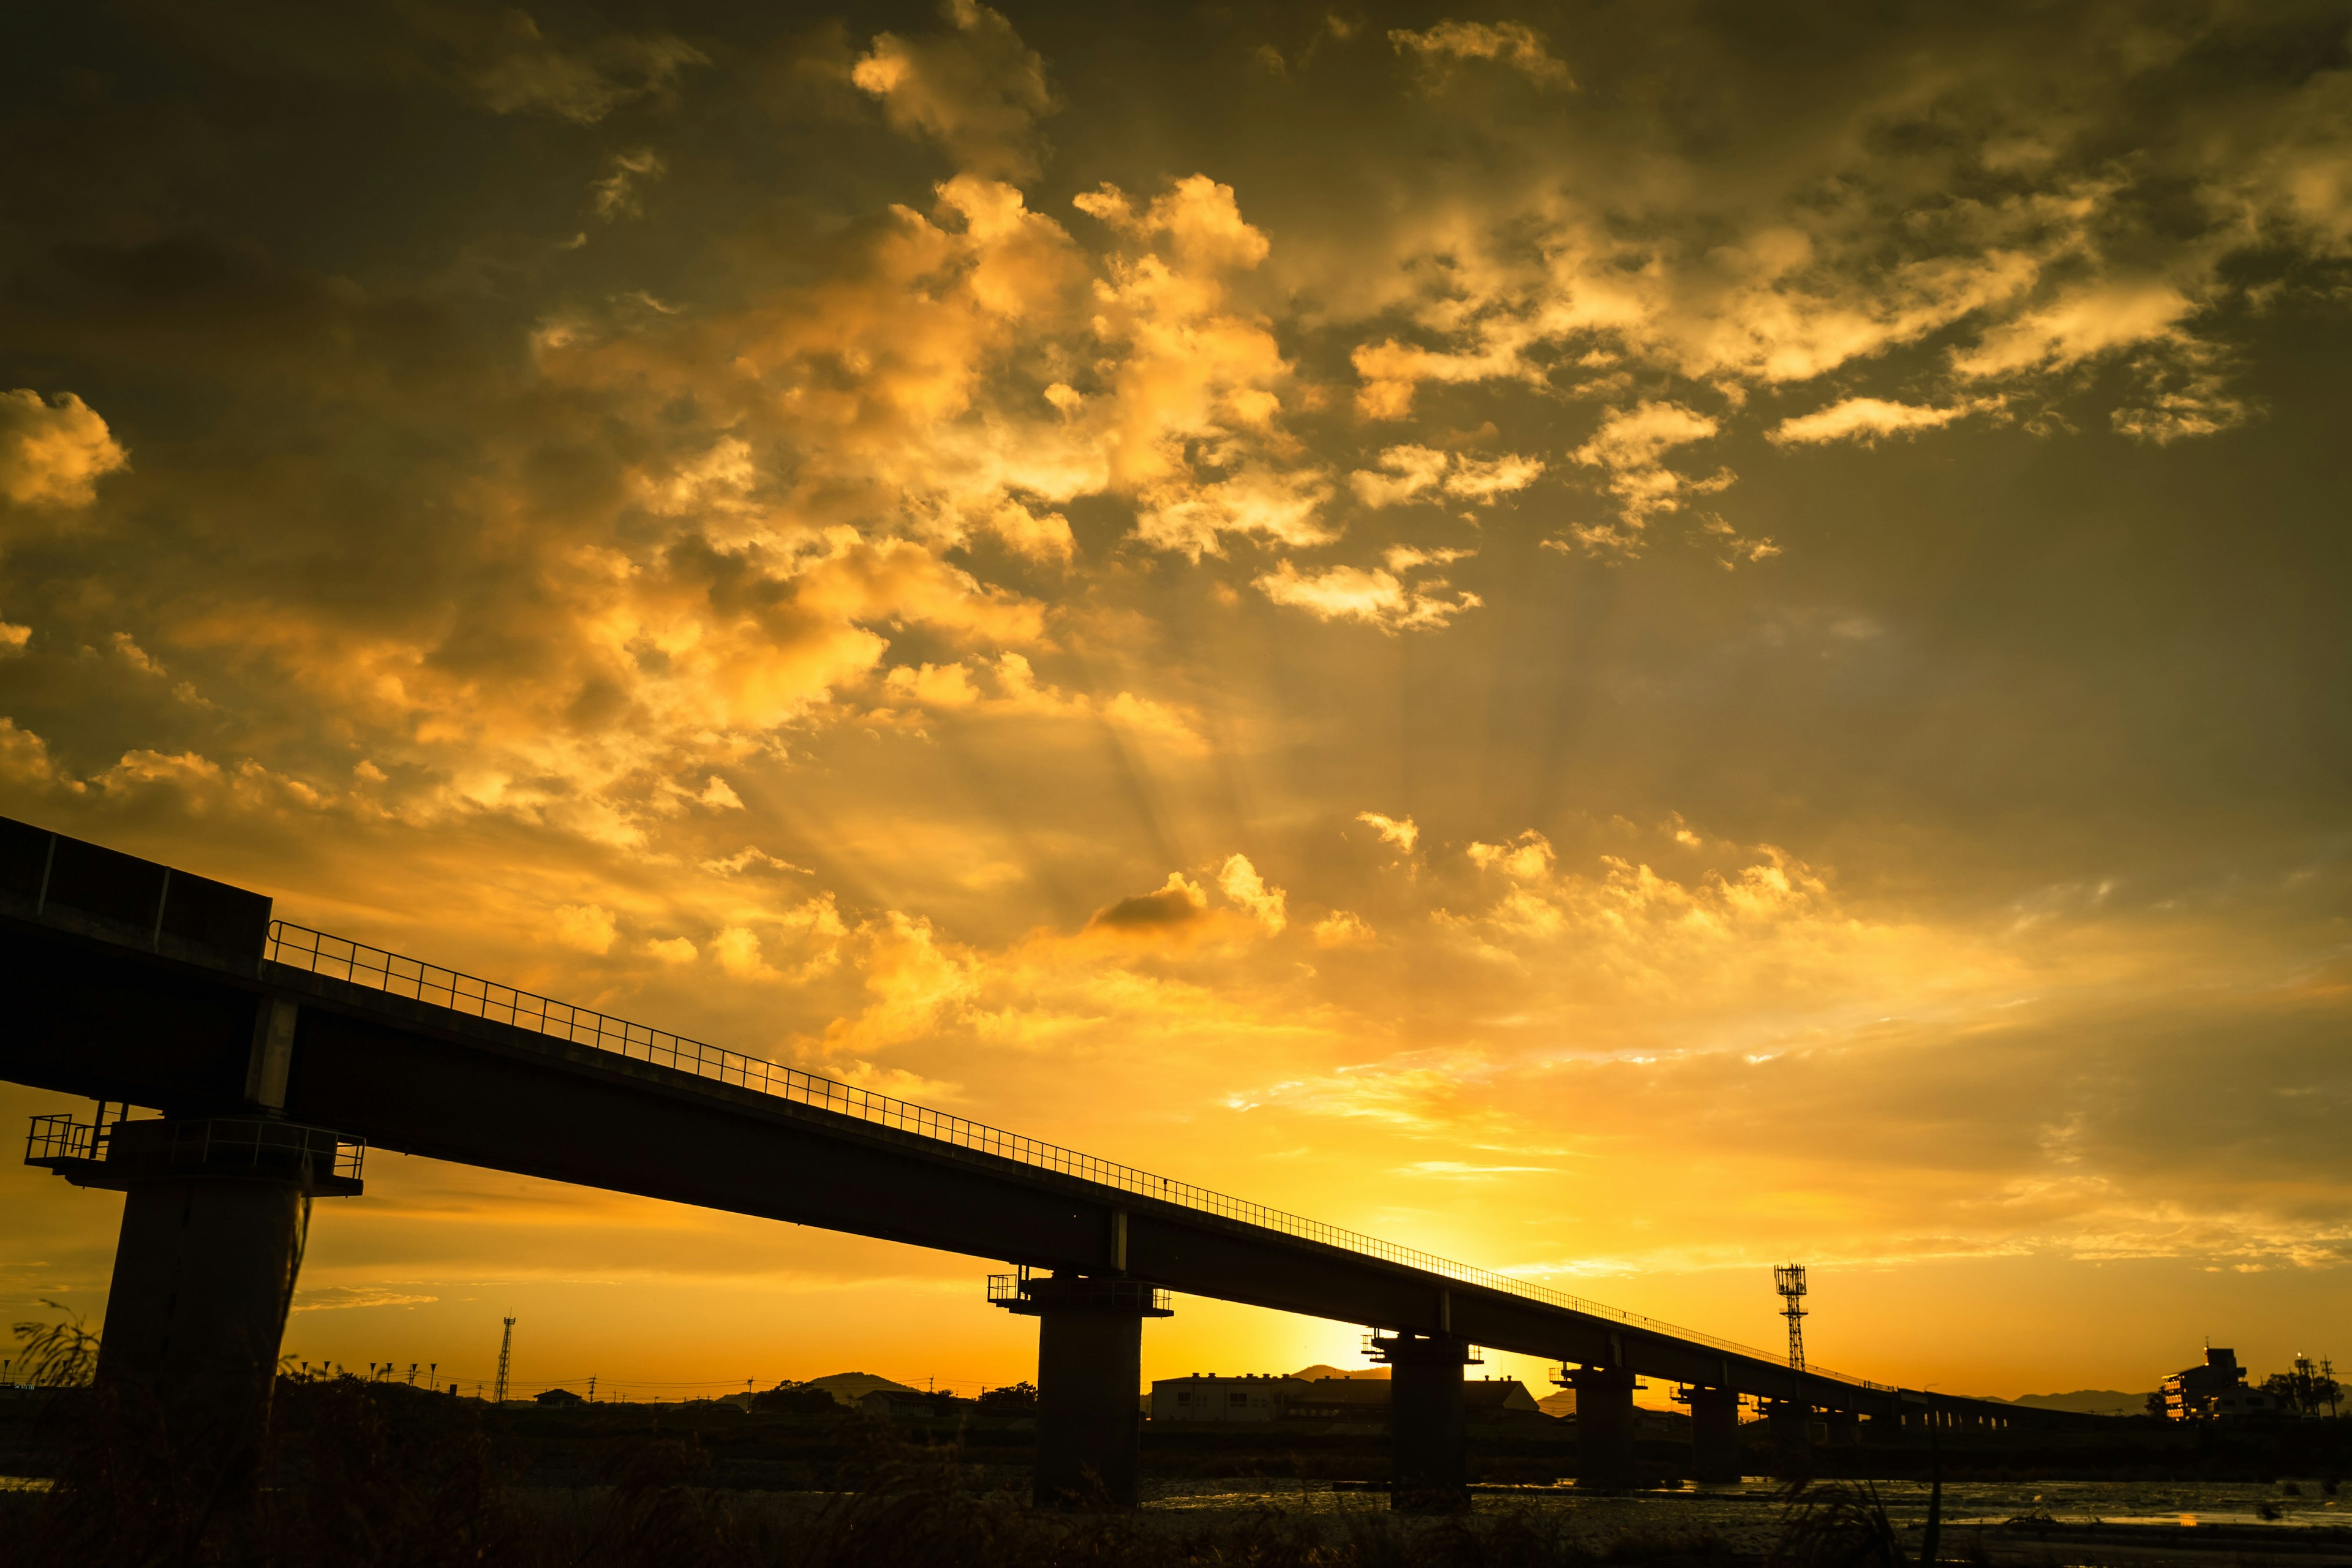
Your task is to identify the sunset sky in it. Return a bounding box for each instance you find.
[2,1,2348,1404]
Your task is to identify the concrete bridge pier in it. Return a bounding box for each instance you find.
[1823,1409,1861,1446]
[26,1098,362,1487]
[991,1272,1170,1508]
[1762,1398,1812,1480]
[1681,1385,1742,1483]
[1369,1330,1474,1512]
[1562,1364,1639,1489]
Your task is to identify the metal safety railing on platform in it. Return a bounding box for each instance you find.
[25,1109,365,1184]
[265,919,1890,1392]
[25,1111,98,1164]
[987,1273,1172,1314]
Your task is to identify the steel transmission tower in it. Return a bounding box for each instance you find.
[1773,1265,1807,1373]
[494,1316,516,1404]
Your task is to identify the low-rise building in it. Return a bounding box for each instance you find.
[1279,1376,1392,1422]
[1149,1372,1540,1425]
[2163,1348,2286,1420]
[1150,1373,1306,1423]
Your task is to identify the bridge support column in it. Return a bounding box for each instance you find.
[1762,1399,1812,1480]
[990,1272,1169,1509]
[1683,1385,1741,1483]
[26,1111,362,1490]
[1823,1409,1860,1446]
[1370,1331,1473,1512]
[1564,1364,1639,1489]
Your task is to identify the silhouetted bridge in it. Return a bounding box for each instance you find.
[0,816,2102,1508]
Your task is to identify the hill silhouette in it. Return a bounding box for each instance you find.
[795,1371,925,1406]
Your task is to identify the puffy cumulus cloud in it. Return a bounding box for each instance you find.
[1572,401,1718,474]
[168,521,1046,846]
[1381,545,1471,573]
[853,0,1057,181]
[1084,870,1209,938]
[1445,453,1545,503]
[561,174,1095,541]
[1072,177,1332,557]
[468,9,706,124]
[564,162,1313,573]
[869,651,1204,750]
[1770,396,2005,447]
[1388,21,1572,89]
[1216,853,1287,933]
[1330,10,2352,554]
[1255,559,1480,633]
[1348,445,1542,508]
[1355,812,1419,855]
[0,391,127,509]
[1311,910,1375,948]
[818,907,983,1053]
[1348,444,1448,507]
[710,894,850,987]
[1417,823,2039,1048]
[1951,278,2204,382]
[1135,466,1332,559]
[884,660,984,708]
[979,497,1074,560]
[1466,829,1556,881]
[1557,401,1732,552]
[0,718,69,790]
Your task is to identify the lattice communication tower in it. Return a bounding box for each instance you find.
[1773,1265,1807,1373]
[494,1316,516,1404]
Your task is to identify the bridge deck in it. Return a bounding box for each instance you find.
[0,816,2088,1425]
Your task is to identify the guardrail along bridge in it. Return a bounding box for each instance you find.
[0,817,2102,1509]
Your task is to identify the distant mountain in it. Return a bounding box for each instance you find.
[1292,1363,1389,1381]
[797,1371,925,1407]
[2003,1389,2153,1415]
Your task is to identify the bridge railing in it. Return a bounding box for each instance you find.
[264,921,1891,1393]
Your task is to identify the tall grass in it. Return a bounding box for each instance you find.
[2,1373,1751,1568]
[0,1310,1771,1566]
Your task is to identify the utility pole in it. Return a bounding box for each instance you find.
[494,1316,516,1405]
[588,1375,597,1404]
[1774,1265,1808,1373]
